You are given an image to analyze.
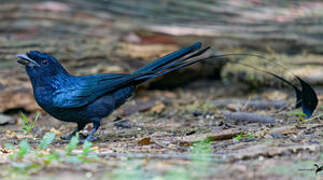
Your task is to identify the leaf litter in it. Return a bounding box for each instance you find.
[0,76,321,179]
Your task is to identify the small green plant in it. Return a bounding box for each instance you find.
[191,140,212,155]
[235,133,255,141]
[36,132,59,165]
[296,112,306,122]
[5,143,15,150]
[6,132,101,177]
[185,140,213,179]
[10,139,31,161]
[19,112,40,134]
[38,132,56,151]
[79,141,98,160]
[65,133,79,156]
[288,111,306,122]
[65,139,99,163]
[44,152,60,162]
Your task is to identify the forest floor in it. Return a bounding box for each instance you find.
[0,79,322,180]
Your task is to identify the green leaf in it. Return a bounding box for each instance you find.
[65,156,82,164]
[79,141,98,160]
[17,139,31,160]
[87,153,99,160]
[20,113,28,125]
[39,132,56,150]
[19,112,39,134]
[31,112,40,129]
[82,141,92,154]
[191,140,212,155]
[34,112,40,121]
[235,133,254,141]
[245,134,254,139]
[42,153,60,165]
[65,133,79,155]
[20,113,29,133]
[5,143,15,149]
[287,111,307,117]
[235,135,242,141]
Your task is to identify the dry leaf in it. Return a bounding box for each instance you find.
[151,102,165,113]
[179,141,192,147]
[138,137,154,146]
[5,130,16,138]
[206,129,244,141]
[50,128,62,136]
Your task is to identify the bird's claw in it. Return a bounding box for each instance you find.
[60,135,73,140]
[61,133,87,141]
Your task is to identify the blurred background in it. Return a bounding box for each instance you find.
[0,1,323,179]
[0,0,323,113]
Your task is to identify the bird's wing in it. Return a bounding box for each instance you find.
[52,73,148,108]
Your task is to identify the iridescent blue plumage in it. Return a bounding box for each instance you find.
[17,42,210,141]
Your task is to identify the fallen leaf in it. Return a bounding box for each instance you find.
[50,128,62,136]
[138,137,154,146]
[205,129,244,141]
[226,104,238,112]
[179,141,192,147]
[5,130,16,138]
[0,148,10,153]
[151,102,165,113]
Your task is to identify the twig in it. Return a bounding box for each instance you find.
[213,100,287,110]
[151,137,187,151]
[223,112,276,124]
[97,152,227,162]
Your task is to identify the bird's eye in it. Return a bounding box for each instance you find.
[42,60,48,65]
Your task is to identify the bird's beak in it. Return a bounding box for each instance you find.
[16,54,40,67]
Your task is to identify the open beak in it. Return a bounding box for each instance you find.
[16,54,40,67]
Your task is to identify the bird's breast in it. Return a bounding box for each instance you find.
[33,86,55,108]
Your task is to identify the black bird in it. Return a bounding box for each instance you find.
[16,42,211,141]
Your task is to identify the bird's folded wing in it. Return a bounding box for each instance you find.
[52,73,148,108]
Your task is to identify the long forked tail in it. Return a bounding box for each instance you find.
[132,43,318,118]
[135,42,202,73]
[133,42,212,83]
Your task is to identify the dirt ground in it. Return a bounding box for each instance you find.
[0,80,322,180]
[0,0,323,179]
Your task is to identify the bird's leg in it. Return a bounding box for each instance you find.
[81,120,100,142]
[61,123,86,140]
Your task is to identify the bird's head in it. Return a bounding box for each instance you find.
[16,51,68,78]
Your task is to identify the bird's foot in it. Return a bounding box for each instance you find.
[61,133,87,141]
[60,135,73,140]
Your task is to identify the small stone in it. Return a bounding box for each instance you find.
[85,172,93,178]
[124,33,141,43]
[0,114,14,126]
[114,119,132,129]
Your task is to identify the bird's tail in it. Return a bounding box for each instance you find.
[133,42,212,83]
